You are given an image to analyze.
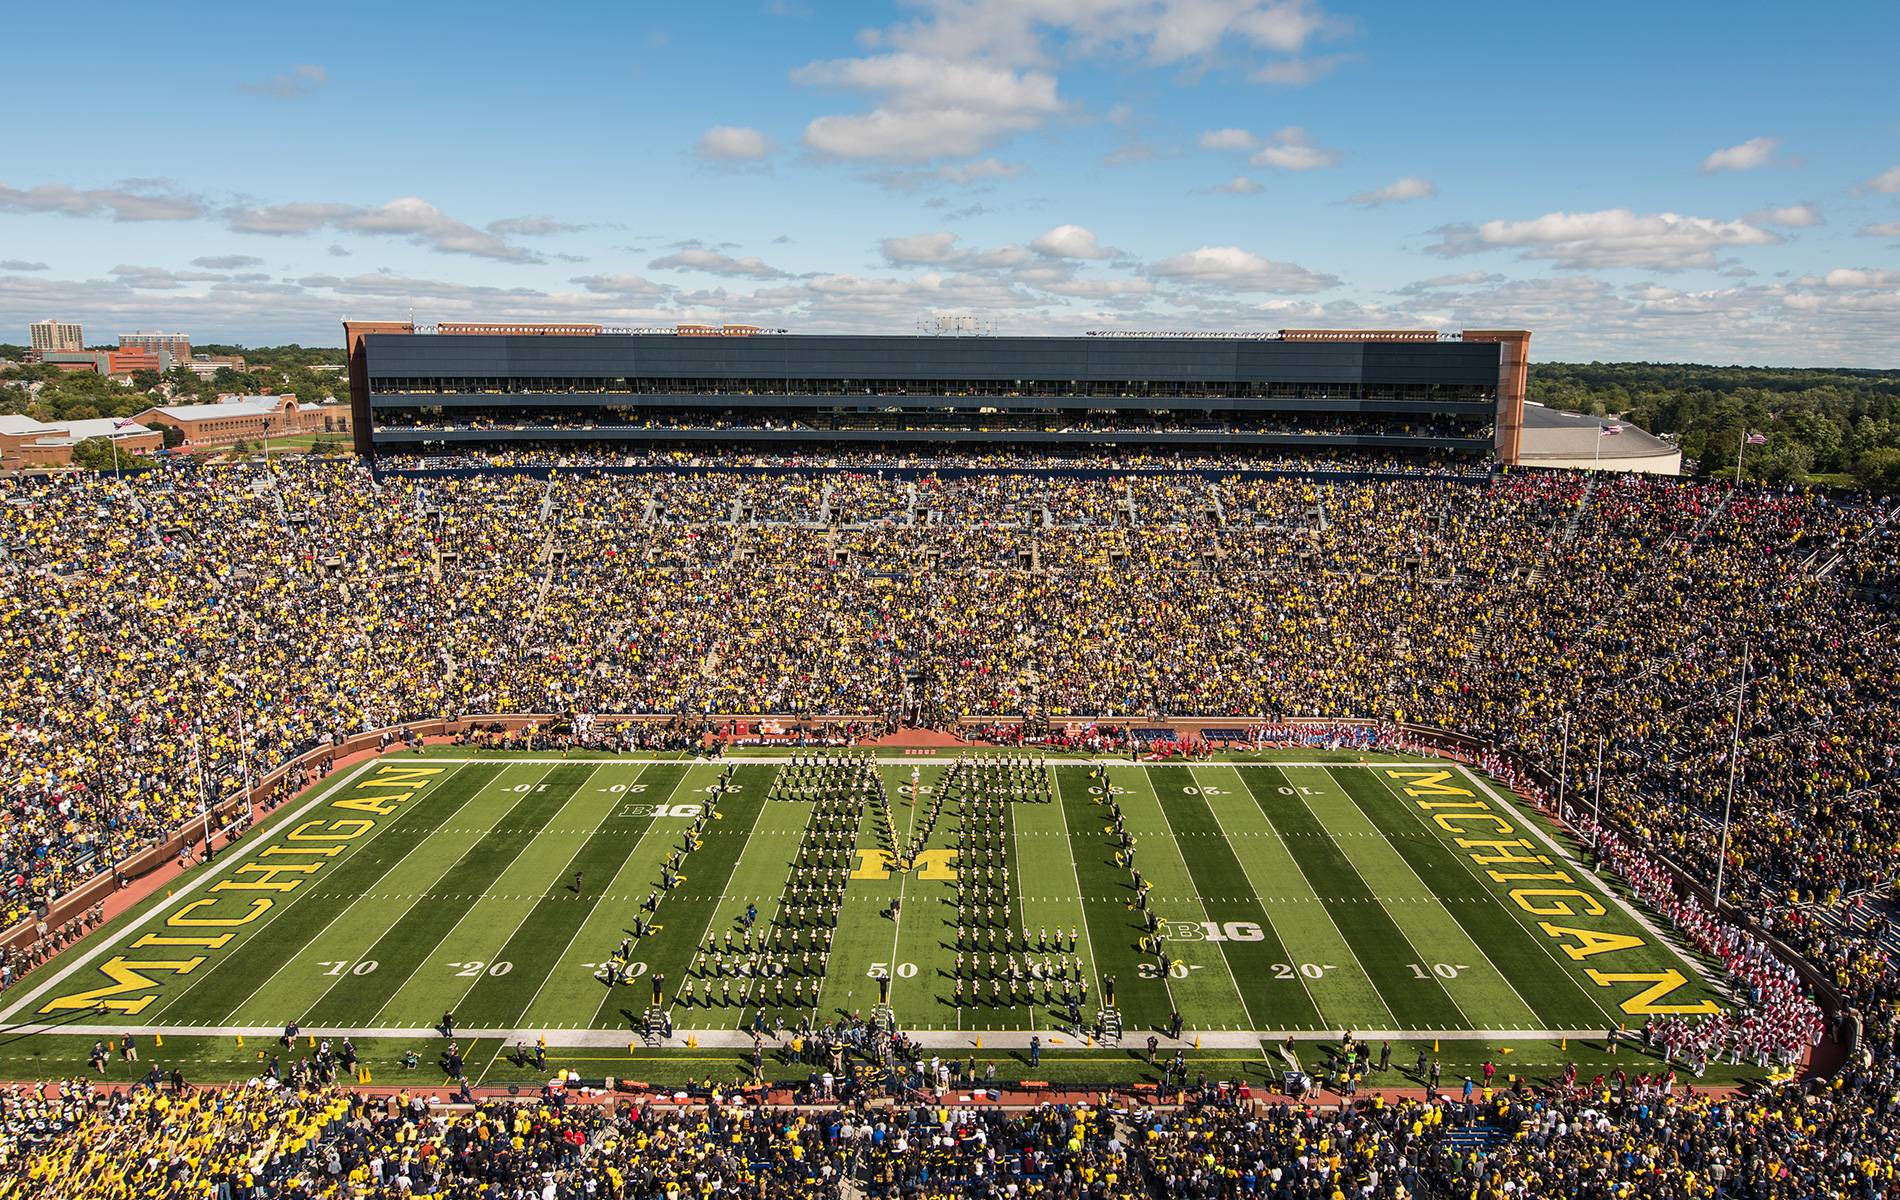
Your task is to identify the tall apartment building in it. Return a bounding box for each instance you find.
[29,320,84,358]
[118,331,192,361]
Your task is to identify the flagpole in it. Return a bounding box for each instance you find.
[1713,641,1750,908]
[1557,711,1571,818]
[193,728,212,855]
[1590,734,1604,849]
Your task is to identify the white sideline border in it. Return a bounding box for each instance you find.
[0,1022,1616,1050]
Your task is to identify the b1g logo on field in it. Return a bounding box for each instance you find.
[614,803,703,818]
[1163,920,1265,942]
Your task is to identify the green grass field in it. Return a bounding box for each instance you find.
[0,749,1736,1084]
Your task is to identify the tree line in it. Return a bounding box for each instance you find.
[1531,361,1900,490]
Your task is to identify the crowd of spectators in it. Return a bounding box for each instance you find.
[0,453,1895,1193]
[4,1067,1898,1198]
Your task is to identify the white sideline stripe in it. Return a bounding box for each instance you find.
[1454,766,1727,992]
[0,759,385,1025]
[410,757,1431,768]
[0,1023,1615,1050]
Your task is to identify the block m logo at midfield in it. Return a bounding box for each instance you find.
[852,848,958,880]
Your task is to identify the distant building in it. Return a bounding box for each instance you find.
[133,393,350,448]
[1516,402,1681,475]
[183,353,248,379]
[118,331,192,361]
[29,320,84,359]
[0,414,163,470]
[37,349,176,377]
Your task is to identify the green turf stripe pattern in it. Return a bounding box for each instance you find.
[1012,774,1106,1023]
[1106,768,1250,1026]
[524,765,711,1029]
[453,764,690,1028]
[1238,766,1466,1030]
[603,769,770,1026]
[890,766,954,1026]
[1146,766,1323,1032]
[300,764,600,1027]
[1190,766,1394,1029]
[1053,767,1165,1032]
[136,763,495,1022]
[227,763,563,1026]
[1288,767,1541,1028]
[816,766,909,1020]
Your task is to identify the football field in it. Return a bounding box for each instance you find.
[3,750,1727,1050]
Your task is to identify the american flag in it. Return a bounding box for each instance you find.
[1600,423,1624,436]
[112,417,137,430]
[1745,432,1768,445]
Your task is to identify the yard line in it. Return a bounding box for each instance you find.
[1186,764,1322,1022]
[0,757,385,1025]
[655,764,780,1026]
[1030,766,1106,1025]
[372,762,612,1029]
[495,763,687,1030]
[227,763,549,1026]
[882,765,923,1015]
[1109,766,1248,1025]
[1238,768,1399,1030]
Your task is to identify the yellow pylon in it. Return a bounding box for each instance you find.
[1193,1035,1201,1050]
[153,1033,163,1048]
[236,1034,244,1048]
[628,1041,637,1055]
[974,1034,981,1048]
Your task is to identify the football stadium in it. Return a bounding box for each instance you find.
[0,321,1892,1195]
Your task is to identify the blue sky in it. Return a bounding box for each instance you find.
[2,0,1897,364]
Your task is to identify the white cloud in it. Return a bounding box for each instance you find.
[0,260,48,271]
[1746,204,1821,228]
[1198,128,1258,151]
[1210,174,1263,195]
[694,125,774,161]
[1030,224,1121,260]
[1395,271,1504,294]
[0,179,206,222]
[1148,245,1339,292]
[108,264,232,290]
[226,201,355,235]
[570,273,669,296]
[239,63,328,100]
[796,53,1064,162]
[1857,221,1900,239]
[1426,208,1781,270]
[866,158,1028,191]
[648,248,790,279]
[1855,164,1900,195]
[486,216,587,236]
[1803,267,1900,289]
[1699,136,1778,174]
[190,255,265,269]
[1250,52,1357,85]
[1248,126,1339,171]
[879,232,1030,269]
[224,197,542,262]
[1346,176,1436,206]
